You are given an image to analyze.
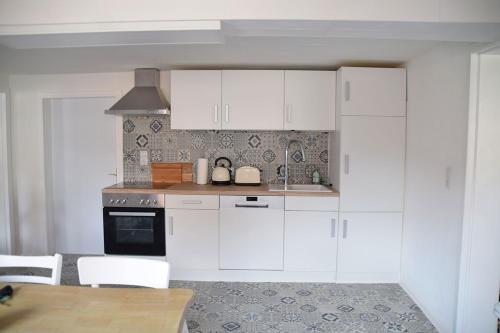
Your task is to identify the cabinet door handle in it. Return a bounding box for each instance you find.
[214,104,219,123]
[344,81,350,101]
[235,203,269,208]
[331,218,336,238]
[225,104,229,123]
[182,200,203,205]
[342,219,348,239]
[168,216,174,236]
[344,154,350,175]
[286,105,292,123]
[445,166,452,189]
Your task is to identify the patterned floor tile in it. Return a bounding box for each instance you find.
[0,255,439,333]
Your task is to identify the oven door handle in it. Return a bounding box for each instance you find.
[108,212,156,217]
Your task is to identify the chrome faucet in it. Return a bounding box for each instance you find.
[280,140,306,187]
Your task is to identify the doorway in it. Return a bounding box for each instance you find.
[44,97,119,254]
[0,92,12,254]
[456,49,500,333]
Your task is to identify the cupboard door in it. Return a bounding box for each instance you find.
[284,211,338,272]
[337,212,402,281]
[170,70,221,129]
[340,116,406,212]
[339,67,406,117]
[284,71,336,131]
[221,70,284,130]
[165,209,219,270]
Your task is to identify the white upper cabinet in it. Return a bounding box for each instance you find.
[339,116,406,212]
[221,70,284,130]
[338,67,406,117]
[170,70,222,130]
[284,71,336,131]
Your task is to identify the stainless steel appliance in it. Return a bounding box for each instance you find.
[104,68,170,116]
[102,193,165,256]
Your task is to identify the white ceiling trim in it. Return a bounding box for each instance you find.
[0,20,221,36]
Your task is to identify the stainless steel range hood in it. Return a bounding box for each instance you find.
[105,68,170,116]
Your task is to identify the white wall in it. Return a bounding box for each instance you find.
[457,53,500,333]
[0,0,499,24]
[8,71,170,254]
[401,43,478,333]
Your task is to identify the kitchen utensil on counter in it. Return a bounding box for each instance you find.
[151,163,192,184]
[212,157,232,185]
[194,158,209,185]
[235,166,261,185]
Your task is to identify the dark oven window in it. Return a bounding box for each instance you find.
[115,218,154,244]
[103,207,165,256]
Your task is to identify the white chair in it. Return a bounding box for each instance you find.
[77,256,170,288]
[78,256,189,332]
[0,253,63,285]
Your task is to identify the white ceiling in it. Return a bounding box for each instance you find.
[0,20,495,75]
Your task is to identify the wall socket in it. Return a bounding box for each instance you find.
[139,150,149,166]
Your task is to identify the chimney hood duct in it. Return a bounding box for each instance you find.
[105,68,170,116]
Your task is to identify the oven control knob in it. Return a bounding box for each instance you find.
[139,199,144,205]
[121,199,127,204]
[145,200,151,205]
[153,200,158,205]
[108,199,114,204]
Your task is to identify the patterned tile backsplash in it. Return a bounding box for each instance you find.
[123,116,330,184]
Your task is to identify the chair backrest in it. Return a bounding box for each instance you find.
[77,256,170,289]
[0,253,63,285]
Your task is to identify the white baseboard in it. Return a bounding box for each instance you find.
[336,271,400,284]
[171,269,338,282]
[171,269,401,284]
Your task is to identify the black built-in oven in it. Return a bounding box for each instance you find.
[102,193,165,256]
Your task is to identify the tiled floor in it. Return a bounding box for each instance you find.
[5,254,439,333]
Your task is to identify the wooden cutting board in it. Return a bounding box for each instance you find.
[151,163,193,184]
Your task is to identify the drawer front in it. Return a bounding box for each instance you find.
[220,195,284,209]
[285,196,339,211]
[165,195,219,209]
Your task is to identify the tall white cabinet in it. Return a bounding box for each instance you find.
[331,67,406,282]
[338,67,406,117]
[339,116,406,211]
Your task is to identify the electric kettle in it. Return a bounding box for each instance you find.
[212,157,232,185]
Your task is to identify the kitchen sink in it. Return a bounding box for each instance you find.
[268,184,333,192]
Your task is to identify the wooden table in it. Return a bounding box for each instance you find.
[0,284,193,333]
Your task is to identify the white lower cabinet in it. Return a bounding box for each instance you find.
[336,212,403,282]
[284,211,338,272]
[165,209,219,270]
[164,193,402,283]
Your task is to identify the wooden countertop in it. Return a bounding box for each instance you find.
[0,284,193,333]
[103,182,339,197]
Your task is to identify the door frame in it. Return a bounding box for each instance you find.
[41,92,122,254]
[0,92,13,254]
[456,42,500,332]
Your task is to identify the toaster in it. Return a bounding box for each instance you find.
[234,166,261,185]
